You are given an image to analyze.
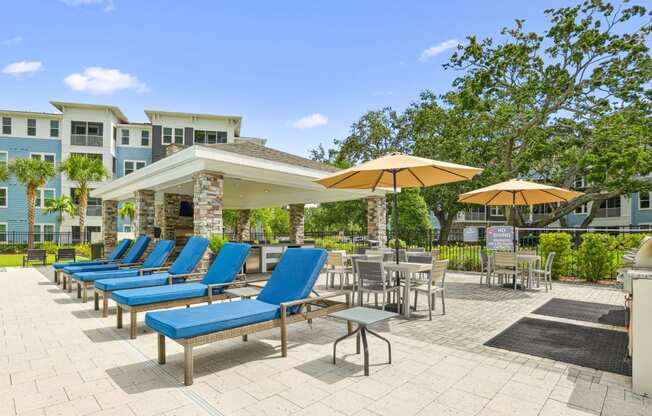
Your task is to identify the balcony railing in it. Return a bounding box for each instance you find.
[71,134,103,147]
[76,205,102,217]
[463,212,486,221]
[596,207,621,218]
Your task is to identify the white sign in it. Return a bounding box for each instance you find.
[487,226,514,251]
[463,227,479,242]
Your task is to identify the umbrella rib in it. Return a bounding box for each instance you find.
[540,189,570,201]
[432,166,474,180]
[371,170,384,191]
[327,171,360,188]
[521,191,529,206]
[407,168,425,187]
[458,193,475,203]
[484,191,503,206]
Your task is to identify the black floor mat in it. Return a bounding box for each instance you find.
[485,317,630,376]
[532,298,626,327]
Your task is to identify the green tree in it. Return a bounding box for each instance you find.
[0,164,8,182]
[118,201,135,224]
[9,158,56,248]
[444,0,651,226]
[389,188,432,231]
[60,155,108,243]
[44,195,76,231]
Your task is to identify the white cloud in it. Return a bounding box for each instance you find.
[419,39,460,61]
[290,113,328,129]
[61,0,114,12]
[2,61,42,76]
[2,36,22,46]
[64,67,148,95]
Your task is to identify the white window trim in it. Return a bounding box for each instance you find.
[140,130,150,147]
[33,223,56,242]
[489,206,502,216]
[123,224,132,232]
[1,117,11,135]
[120,129,130,145]
[26,118,37,136]
[36,188,56,209]
[0,222,7,243]
[30,152,56,164]
[0,187,7,208]
[0,151,8,166]
[50,120,60,138]
[123,160,147,175]
[639,192,652,211]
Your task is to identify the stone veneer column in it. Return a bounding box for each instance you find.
[289,204,305,245]
[366,196,387,246]
[236,209,251,242]
[161,193,183,241]
[134,190,156,254]
[193,171,224,270]
[102,200,118,256]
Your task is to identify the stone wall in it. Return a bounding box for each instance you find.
[160,193,193,241]
[134,190,156,238]
[366,196,387,245]
[102,200,118,255]
[193,171,224,270]
[289,203,305,245]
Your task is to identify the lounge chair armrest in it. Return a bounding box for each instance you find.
[166,272,205,284]
[280,290,351,309]
[118,262,143,268]
[138,266,170,275]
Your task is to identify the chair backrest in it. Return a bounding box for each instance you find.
[518,249,536,257]
[365,249,384,257]
[431,249,440,260]
[407,247,425,253]
[120,235,151,264]
[202,242,251,285]
[327,251,345,268]
[57,248,76,261]
[107,239,132,261]
[258,248,327,307]
[142,240,175,269]
[545,252,556,273]
[383,249,406,263]
[407,253,433,264]
[27,249,46,260]
[168,236,210,275]
[430,259,449,285]
[357,260,385,283]
[494,251,517,268]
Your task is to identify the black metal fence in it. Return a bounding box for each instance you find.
[0,231,94,248]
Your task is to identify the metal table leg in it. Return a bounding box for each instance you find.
[333,326,361,364]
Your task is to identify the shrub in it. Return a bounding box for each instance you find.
[209,234,229,254]
[577,233,619,281]
[75,244,90,258]
[538,232,573,279]
[388,239,406,249]
[41,241,59,255]
[0,243,27,254]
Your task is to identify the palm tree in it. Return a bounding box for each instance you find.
[9,158,56,248]
[118,201,135,228]
[43,195,76,234]
[0,164,8,182]
[60,155,108,243]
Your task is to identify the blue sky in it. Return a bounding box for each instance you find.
[1,0,576,156]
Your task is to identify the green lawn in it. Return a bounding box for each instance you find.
[0,254,89,267]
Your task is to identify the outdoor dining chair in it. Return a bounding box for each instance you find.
[493,251,525,289]
[412,259,449,320]
[407,247,425,253]
[532,252,555,292]
[326,251,352,289]
[479,249,492,284]
[357,260,400,311]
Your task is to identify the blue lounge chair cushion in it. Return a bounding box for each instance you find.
[63,263,120,274]
[112,283,218,306]
[202,242,251,285]
[95,272,175,291]
[53,238,131,269]
[145,299,279,339]
[74,268,141,282]
[168,236,209,275]
[119,235,151,264]
[141,240,175,269]
[257,248,327,307]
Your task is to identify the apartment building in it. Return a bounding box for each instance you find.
[0,101,264,240]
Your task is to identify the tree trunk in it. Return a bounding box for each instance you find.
[580,199,602,227]
[27,186,36,249]
[436,213,454,245]
[79,191,88,244]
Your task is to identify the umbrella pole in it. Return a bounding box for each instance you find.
[512,192,516,252]
[392,170,399,265]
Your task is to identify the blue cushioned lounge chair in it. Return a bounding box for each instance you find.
[68,239,175,310]
[146,248,351,385]
[53,238,131,284]
[62,236,151,297]
[111,242,251,339]
[94,236,209,319]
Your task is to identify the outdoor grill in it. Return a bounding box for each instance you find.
[620,236,652,293]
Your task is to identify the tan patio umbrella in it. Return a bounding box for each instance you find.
[458,179,584,250]
[316,153,483,263]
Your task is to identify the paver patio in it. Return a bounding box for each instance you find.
[0,266,650,416]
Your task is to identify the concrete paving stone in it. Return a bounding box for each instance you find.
[244,395,300,416]
[320,389,373,415]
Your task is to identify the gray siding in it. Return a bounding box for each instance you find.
[151,125,164,162]
[184,127,193,147]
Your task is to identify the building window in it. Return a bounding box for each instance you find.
[489,206,502,216]
[27,119,36,136]
[33,224,55,243]
[112,156,116,175]
[174,128,183,144]
[50,120,59,137]
[124,160,146,175]
[0,151,7,167]
[121,129,129,145]
[141,130,150,146]
[1,117,10,135]
[163,127,173,144]
[573,176,586,190]
[575,203,589,214]
[71,153,102,162]
[0,188,7,208]
[640,193,651,210]
[71,121,103,146]
[0,223,6,243]
[194,130,227,145]
[123,224,132,233]
[35,189,55,208]
[30,152,56,165]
